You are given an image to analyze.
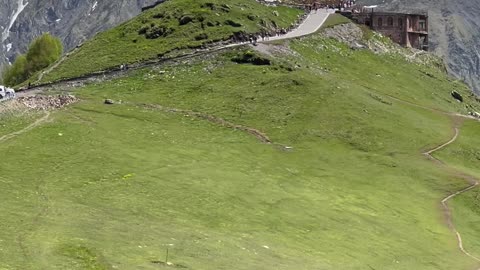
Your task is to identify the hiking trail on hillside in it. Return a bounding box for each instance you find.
[423,125,480,265]
[0,112,50,143]
[24,10,332,94]
[382,93,480,266]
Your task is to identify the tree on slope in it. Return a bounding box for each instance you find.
[25,33,63,73]
[1,33,63,86]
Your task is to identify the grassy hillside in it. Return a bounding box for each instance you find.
[0,108,41,138]
[3,26,480,269]
[36,0,302,83]
[434,120,480,258]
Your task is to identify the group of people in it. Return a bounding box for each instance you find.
[119,63,129,71]
[302,0,357,12]
[326,0,357,11]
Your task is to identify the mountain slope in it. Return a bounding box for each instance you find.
[36,0,302,83]
[2,18,480,269]
[357,0,480,94]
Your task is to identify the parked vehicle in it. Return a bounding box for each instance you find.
[0,85,15,101]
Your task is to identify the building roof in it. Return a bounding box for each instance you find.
[371,11,428,17]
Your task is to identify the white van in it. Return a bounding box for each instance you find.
[0,85,15,100]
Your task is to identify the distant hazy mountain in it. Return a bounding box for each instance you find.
[0,0,161,72]
[358,0,480,94]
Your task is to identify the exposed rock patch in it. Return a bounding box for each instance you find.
[17,95,78,110]
[321,22,446,68]
[322,23,364,49]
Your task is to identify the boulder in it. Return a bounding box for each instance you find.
[104,99,115,105]
[451,90,463,102]
[179,15,193,26]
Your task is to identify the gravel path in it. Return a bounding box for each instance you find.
[268,10,331,41]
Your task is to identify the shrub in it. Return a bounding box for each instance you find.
[195,33,209,40]
[2,55,28,86]
[225,19,242,27]
[232,51,271,65]
[25,33,63,72]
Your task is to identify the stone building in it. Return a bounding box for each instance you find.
[346,11,429,50]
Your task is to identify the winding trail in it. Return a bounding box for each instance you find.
[0,111,50,143]
[7,8,479,266]
[382,91,480,265]
[423,126,480,264]
[142,103,290,149]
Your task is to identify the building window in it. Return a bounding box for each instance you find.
[419,19,426,31]
[378,17,383,26]
[388,17,394,26]
[398,18,403,27]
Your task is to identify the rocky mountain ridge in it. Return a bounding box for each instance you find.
[0,0,163,72]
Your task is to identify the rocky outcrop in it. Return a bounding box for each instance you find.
[321,22,444,68]
[0,0,165,72]
[357,0,480,94]
[19,95,78,110]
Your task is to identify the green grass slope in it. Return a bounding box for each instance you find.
[434,120,480,258]
[3,27,480,269]
[0,111,42,138]
[38,0,302,83]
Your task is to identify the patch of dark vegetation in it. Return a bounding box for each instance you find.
[201,2,231,12]
[201,2,216,10]
[291,79,302,86]
[220,4,232,12]
[144,25,175,39]
[271,20,278,28]
[225,19,242,27]
[232,51,271,66]
[194,33,209,41]
[247,14,257,21]
[152,12,165,19]
[179,15,194,25]
[368,93,393,105]
[138,26,149,35]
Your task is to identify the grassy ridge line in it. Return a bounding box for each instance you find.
[37,0,302,83]
[24,42,248,90]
